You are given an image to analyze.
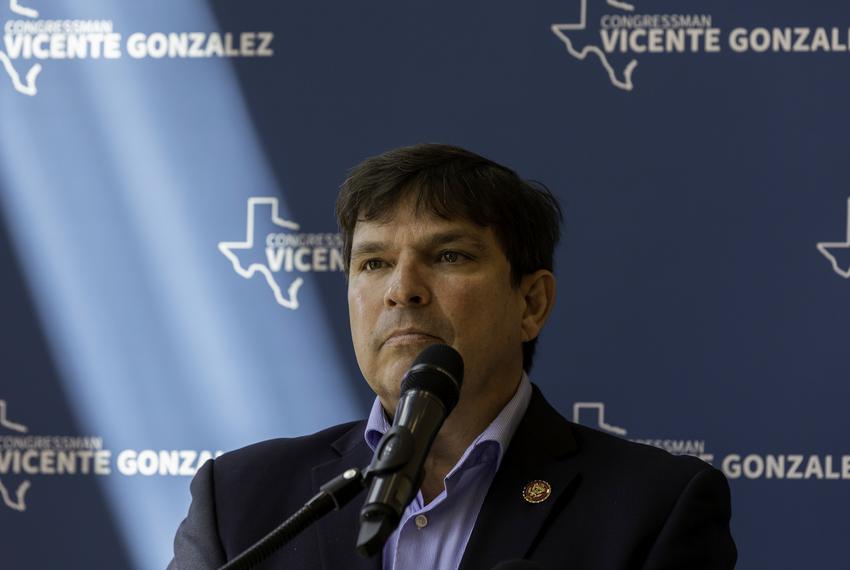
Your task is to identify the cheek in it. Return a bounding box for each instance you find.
[448,278,516,334]
[347,291,377,380]
[347,288,372,343]
[347,281,389,362]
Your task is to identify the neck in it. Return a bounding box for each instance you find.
[418,371,523,503]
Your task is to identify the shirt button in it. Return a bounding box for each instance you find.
[414,514,428,529]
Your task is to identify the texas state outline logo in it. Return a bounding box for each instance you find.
[817,198,850,279]
[0,399,222,512]
[218,197,344,310]
[551,0,850,92]
[1,0,274,96]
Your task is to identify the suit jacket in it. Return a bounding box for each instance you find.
[169,386,736,569]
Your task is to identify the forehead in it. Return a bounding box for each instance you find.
[351,199,491,244]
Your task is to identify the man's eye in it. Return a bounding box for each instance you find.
[364,259,384,271]
[439,251,461,263]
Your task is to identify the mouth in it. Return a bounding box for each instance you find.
[382,329,443,348]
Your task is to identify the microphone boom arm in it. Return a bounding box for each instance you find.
[219,467,367,570]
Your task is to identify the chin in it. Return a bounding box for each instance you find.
[381,344,424,366]
[369,343,442,399]
[373,360,413,395]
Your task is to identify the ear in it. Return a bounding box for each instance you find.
[519,270,556,342]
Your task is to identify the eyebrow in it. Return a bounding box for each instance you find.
[426,231,488,251]
[350,241,386,259]
[350,231,489,259]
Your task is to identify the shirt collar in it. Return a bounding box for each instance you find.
[364,371,532,471]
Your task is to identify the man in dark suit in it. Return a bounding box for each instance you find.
[170,144,736,569]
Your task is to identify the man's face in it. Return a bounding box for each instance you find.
[347,197,527,413]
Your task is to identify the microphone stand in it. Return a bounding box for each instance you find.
[219,467,367,570]
[219,420,418,570]
[219,397,427,569]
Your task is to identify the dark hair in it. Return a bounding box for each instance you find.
[336,143,562,372]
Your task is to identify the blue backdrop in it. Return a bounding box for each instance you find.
[1,0,848,568]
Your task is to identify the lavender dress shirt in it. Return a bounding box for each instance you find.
[364,373,532,570]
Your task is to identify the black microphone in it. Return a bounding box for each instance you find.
[355,343,463,557]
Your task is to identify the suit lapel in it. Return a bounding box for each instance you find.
[312,423,382,570]
[459,386,581,570]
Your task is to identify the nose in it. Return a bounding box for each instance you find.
[384,257,430,307]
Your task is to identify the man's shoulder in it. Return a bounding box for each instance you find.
[528,385,713,482]
[491,391,736,567]
[559,416,728,527]
[569,420,712,480]
[173,420,369,564]
[204,419,369,549]
[213,419,366,483]
[524,386,722,506]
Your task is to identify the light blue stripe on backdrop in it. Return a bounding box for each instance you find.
[0,1,362,568]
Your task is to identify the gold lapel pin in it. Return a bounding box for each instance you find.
[522,480,552,504]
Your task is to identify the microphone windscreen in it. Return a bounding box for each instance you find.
[400,344,463,412]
